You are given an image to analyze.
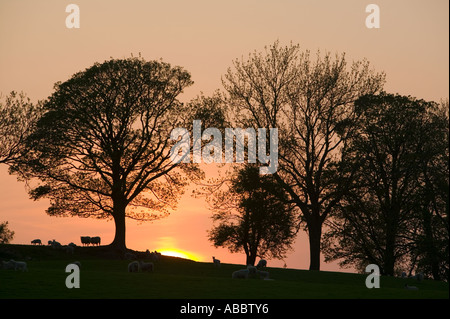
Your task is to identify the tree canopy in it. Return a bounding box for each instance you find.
[11,57,200,250]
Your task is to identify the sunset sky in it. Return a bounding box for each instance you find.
[0,0,448,272]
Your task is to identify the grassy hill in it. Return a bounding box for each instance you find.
[1,244,448,299]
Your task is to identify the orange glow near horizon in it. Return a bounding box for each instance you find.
[159,249,201,262]
[0,0,448,274]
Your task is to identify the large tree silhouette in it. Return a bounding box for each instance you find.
[11,57,198,251]
[323,93,449,278]
[222,41,385,270]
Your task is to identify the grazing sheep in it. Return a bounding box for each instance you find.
[212,256,221,267]
[139,261,154,272]
[80,236,91,246]
[256,259,267,269]
[232,269,249,279]
[90,236,101,246]
[31,239,42,245]
[9,259,28,272]
[128,261,140,272]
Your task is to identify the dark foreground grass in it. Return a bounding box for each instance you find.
[0,245,448,299]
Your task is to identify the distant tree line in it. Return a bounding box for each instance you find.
[0,42,448,280]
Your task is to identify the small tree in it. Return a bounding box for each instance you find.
[0,91,42,165]
[0,221,15,244]
[208,165,297,265]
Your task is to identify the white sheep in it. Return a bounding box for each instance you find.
[232,269,249,279]
[212,256,221,267]
[256,259,267,269]
[128,261,140,272]
[139,261,154,272]
[10,259,28,272]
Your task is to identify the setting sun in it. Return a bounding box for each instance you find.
[159,249,201,262]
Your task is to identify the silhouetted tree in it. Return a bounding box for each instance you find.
[222,41,385,270]
[413,100,449,280]
[323,93,449,277]
[0,91,42,165]
[0,221,14,244]
[208,165,297,266]
[10,57,200,251]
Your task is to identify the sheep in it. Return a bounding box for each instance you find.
[128,261,140,272]
[80,236,91,246]
[31,239,42,245]
[90,236,101,246]
[256,259,267,269]
[247,265,257,276]
[212,256,221,267]
[139,261,154,272]
[9,259,28,272]
[232,269,249,279]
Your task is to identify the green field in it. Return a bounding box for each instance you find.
[0,244,448,299]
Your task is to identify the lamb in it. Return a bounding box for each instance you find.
[232,269,249,279]
[212,256,221,267]
[31,239,42,245]
[139,261,154,272]
[9,259,28,272]
[128,261,140,272]
[256,259,267,269]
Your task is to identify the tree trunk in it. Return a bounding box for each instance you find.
[110,200,127,252]
[308,220,322,271]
